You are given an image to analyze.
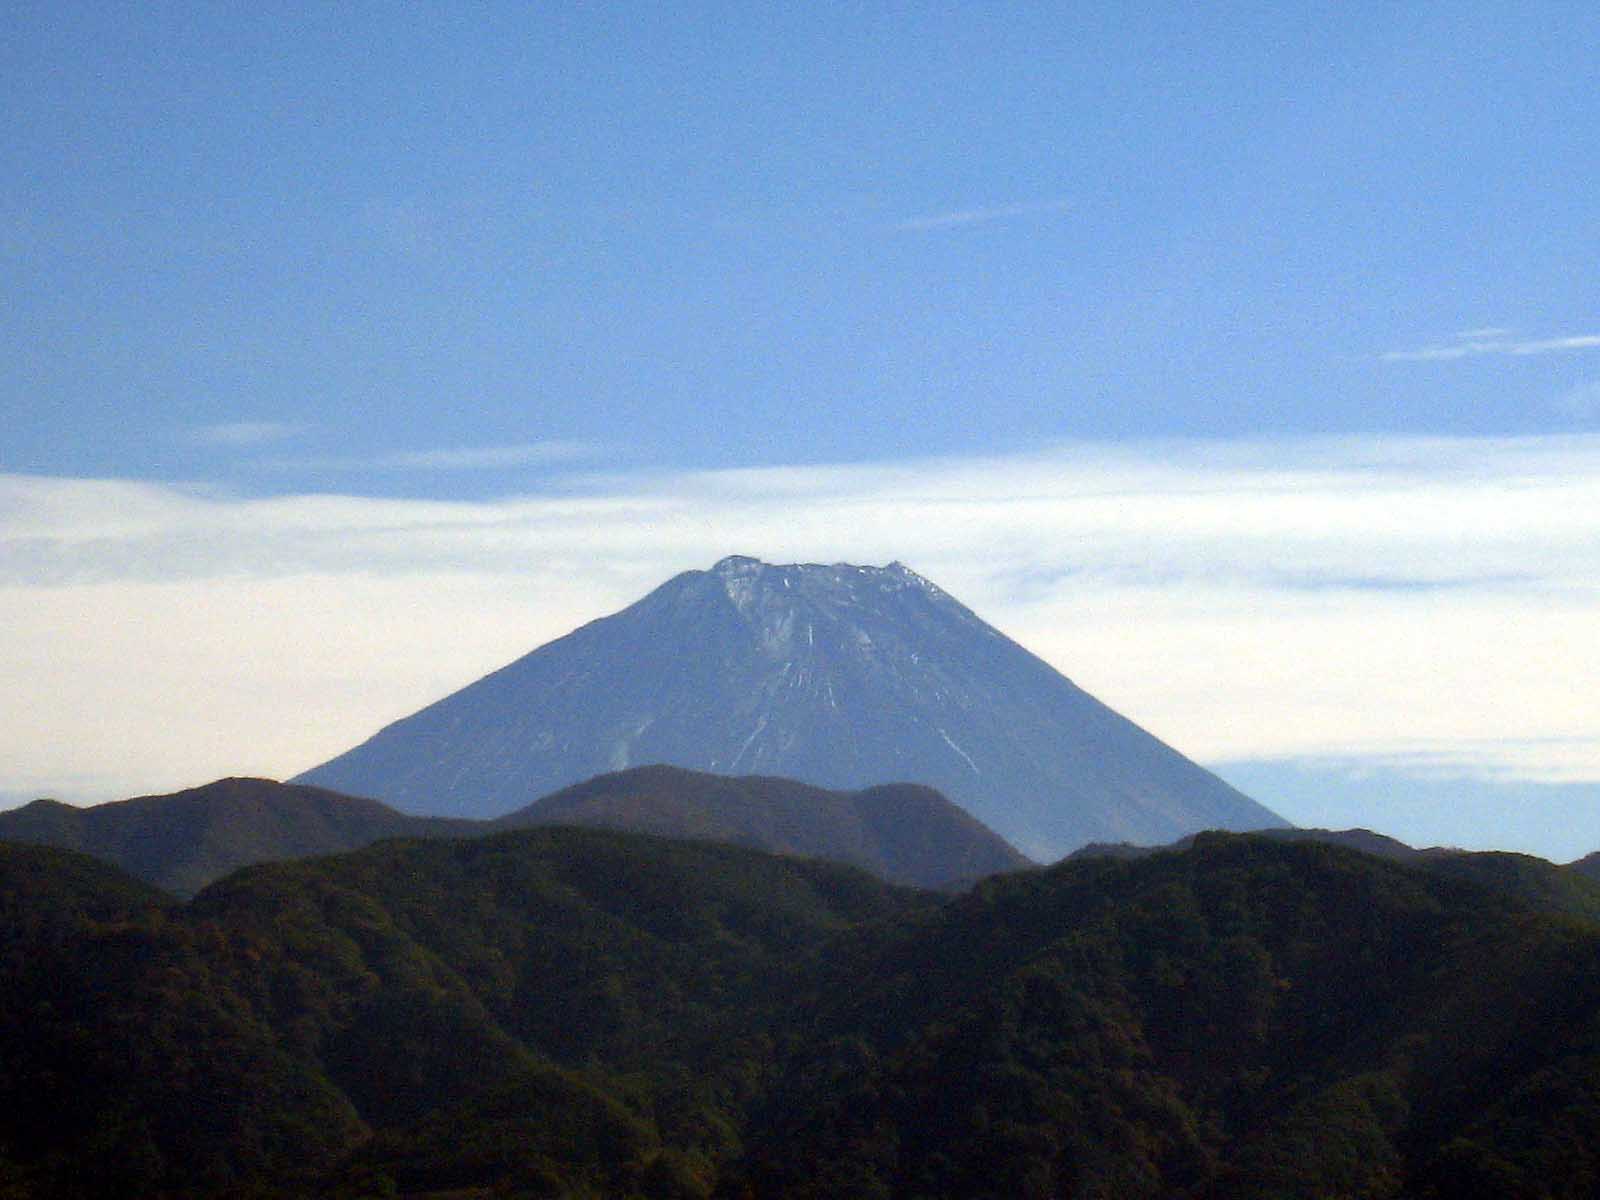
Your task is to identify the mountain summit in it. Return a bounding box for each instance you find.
[295,556,1285,857]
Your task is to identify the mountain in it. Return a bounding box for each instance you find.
[2,828,1600,1197]
[0,776,472,896]
[0,768,1028,894]
[296,555,1285,857]
[497,763,1032,888]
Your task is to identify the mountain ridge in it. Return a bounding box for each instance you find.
[1069,824,1600,922]
[0,766,1030,894]
[498,763,1033,888]
[0,776,475,896]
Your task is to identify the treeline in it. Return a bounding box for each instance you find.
[1,829,1598,1197]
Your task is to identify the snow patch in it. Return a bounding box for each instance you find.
[938,728,980,775]
[728,715,769,771]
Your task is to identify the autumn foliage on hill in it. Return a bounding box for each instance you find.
[1,830,1598,1197]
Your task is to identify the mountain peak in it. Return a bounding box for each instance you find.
[692,557,959,635]
[711,553,765,574]
[702,556,946,608]
[296,558,1286,858]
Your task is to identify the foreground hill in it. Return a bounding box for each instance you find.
[0,767,1029,893]
[498,764,1033,888]
[1,829,1598,1196]
[0,829,928,1198]
[1071,825,1600,922]
[296,556,1285,857]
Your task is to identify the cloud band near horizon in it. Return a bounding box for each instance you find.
[2,433,1597,825]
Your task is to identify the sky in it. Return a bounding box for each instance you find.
[3,5,1598,859]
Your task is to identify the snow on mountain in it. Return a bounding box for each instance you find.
[294,556,1287,858]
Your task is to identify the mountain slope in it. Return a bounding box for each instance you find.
[498,763,1033,888]
[297,556,1285,857]
[0,776,473,896]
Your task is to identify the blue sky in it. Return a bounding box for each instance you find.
[3,5,1598,858]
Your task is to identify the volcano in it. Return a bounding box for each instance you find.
[295,556,1285,858]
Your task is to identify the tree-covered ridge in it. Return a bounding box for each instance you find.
[1,830,1599,1197]
[0,768,1029,896]
[1569,849,1600,881]
[498,763,1033,887]
[0,777,475,896]
[1072,825,1600,923]
[0,828,932,1197]
[740,835,1600,1197]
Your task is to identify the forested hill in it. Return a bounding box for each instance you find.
[2,829,1599,1197]
[0,768,1027,895]
[498,763,1032,888]
[1071,825,1600,922]
[0,776,473,895]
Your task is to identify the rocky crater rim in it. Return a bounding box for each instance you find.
[709,554,936,585]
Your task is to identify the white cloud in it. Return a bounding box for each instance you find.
[1383,330,1600,362]
[3,433,1599,806]
[896,200,1070,231]
[185,421,306,447]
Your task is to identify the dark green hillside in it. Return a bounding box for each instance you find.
[0,838,170,922]
[499,764,1032,888]
[1068,826,1424,864]
[737,834,1600,1199]
[1570,850,1600,881]
[1243,830,1600,922]
[1073,826,1600,922]
[0,842,364,1198]
[3,829,1600,1197]
[0,828,930,1198]
[1416,847,1600,922]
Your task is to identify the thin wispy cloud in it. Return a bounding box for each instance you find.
[896,200,1070,232]
[269,440,603,472]
[377,442,600,470]
[1383,329,1600,362]
[185,421,306,447]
